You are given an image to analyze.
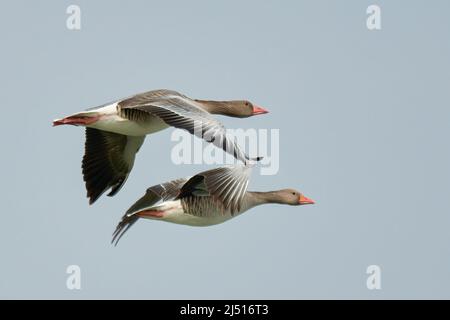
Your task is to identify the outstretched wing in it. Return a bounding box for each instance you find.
[119,89,189,107]
[120,93,255,164]
[177,165,252,215]
[125,178,189,215]
[112,177,189,246]
[82,128,145,204]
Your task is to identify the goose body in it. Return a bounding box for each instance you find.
[142,199,235,227]
[53,89,268,204]
[112,165,315,245]
[83,102,169,136]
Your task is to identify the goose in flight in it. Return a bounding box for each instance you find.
[112,165,314,246]
[53,89,268,204]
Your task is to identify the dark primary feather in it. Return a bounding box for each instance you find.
[82,128,143,204]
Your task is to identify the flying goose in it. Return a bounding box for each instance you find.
[112,165,314,245]
[53,89,268,204]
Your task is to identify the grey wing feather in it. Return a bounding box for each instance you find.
[121,95,251,164]
[111,177,189,246]
[119,89,189,108]
[126,177,190,215]
[177,165,252,215]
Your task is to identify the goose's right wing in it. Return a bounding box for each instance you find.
[120,94,257,164]
[82,128,145,204]
[125,178,189,215]
[112,177,189,245]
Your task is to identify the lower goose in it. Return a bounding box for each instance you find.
[112,165,315,245]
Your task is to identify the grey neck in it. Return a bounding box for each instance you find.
[195,100,239,117]
[245,191,286,209]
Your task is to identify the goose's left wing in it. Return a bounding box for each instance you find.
[177,165,252,215]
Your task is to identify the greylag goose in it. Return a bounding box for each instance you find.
[53,89,268,204]
[112,165,314,245]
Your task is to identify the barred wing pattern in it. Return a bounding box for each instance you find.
[177,165,252,216]
[120,93,254,164]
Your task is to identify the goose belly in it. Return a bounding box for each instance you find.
[91,116,168,136]
[163,212,233,227]
[145,200,234,227]
[86,103,169,136]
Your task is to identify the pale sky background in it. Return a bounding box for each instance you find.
[1,1,449,299]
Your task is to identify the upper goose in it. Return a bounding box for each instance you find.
[112,165,314,246]
[53,89,268,204]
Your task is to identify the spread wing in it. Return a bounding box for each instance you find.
[119,89,189,106]
[82,128,145,204]
[177,165,252,216]
[125,178,189,215]
[119,93,255,164]
[112,177,189,245]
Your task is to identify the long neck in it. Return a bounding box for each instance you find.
[245,191,286,209]
[195,99,238,117]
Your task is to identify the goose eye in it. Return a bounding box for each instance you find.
[292,192,296,196]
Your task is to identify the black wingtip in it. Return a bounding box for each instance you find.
[88,194,99,205]
[111,214,140,246]
[107,176,128,197]
[244,156,264,164]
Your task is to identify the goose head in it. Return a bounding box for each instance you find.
[196,99,269,118]
[224,100,269,118]
[271,189,315,206]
